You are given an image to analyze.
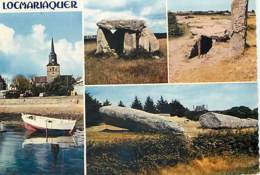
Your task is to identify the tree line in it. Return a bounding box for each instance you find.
[86,93,258,126]
[5,75,75,98]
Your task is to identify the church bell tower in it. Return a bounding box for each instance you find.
[47,38,60,83]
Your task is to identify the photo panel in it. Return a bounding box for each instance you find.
[0,12,84,174]
[84,0,168,85]
[86,83,258,174]
[168,0,257,83]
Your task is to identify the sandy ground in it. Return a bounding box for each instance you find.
[0,97,84,128]
[169,15,257,83]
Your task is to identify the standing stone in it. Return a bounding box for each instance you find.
[99,106,184,133]
[123,32,137,56]
[139,28,160,53]
[96,28,112,54]
[230,0,248,57]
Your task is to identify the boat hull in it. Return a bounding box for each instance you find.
[22,114,77,134]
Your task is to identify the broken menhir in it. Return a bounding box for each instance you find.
[99,106,184,133]
[96,20,160,57]
[199,112,257,129]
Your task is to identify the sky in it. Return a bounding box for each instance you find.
[0,12,83,82]
[84,0,167,35]
[169,0,256,12]
[86,83,258,111]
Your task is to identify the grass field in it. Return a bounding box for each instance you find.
[85,38,168,85]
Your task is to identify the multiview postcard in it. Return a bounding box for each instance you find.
[0,0,259,175]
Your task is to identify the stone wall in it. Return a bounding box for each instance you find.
[0,96,83,105]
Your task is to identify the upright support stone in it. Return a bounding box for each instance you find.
[230,0,248,57]
[96,28,112,54]
[139,28,160,53]
[123,32,137,56]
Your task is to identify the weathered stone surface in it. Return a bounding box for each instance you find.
[123,32,137,55]
[230,0,248,57]
[199,112,257,129]
[96,28,113,54]
[139,28,160,53]
[99,106,184,133]
[177,16,231,41]
[97,20,146,32]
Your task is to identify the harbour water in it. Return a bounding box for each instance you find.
[0,127,84,175]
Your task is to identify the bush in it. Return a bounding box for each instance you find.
[168,12,184,38]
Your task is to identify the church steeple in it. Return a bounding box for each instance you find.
[48,38,59,66]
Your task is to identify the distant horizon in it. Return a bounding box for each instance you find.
[86,83,258,111]
[168,0,256,12]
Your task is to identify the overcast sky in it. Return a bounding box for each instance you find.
[84,0,167,35]
[168,0,256,12]
[0,12,83,81]
[86,83,258,111]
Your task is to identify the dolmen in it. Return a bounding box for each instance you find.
[96,20,160,56]
[99,106,184,133]
[199,112,258,129]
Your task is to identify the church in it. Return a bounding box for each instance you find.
[32,38,72,86]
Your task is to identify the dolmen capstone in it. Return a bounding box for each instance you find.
[96,20,160,56]
[199,112,257,129]
[99,106,184,133]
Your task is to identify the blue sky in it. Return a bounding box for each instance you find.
[84,0,167,35]
[0,12,82,82]
[86,83,258,111]
[169,0,256,12]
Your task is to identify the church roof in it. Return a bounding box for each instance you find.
[32,76,47,84]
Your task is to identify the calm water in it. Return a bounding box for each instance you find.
[0,128,84,175]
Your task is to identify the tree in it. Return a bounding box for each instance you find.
[85,92,102,126]
[169,100,188,117]
[168,12,184,38]
[131,96,143,110]
[103,99,112,106]
[45,77,75,96]
[224,106,256,119]
[118,101,125,107]
[156,96,170,113]
[12,75,31,93]
[0,76,7,90]
[144,96,157,113]
[31,84,45,96]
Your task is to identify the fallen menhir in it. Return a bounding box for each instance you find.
[199,112,258,129]
[99,106,184,133]
[95,20,160,57]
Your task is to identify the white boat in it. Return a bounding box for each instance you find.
[21,113,77,133]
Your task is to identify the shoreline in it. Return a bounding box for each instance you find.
[0,96,84,129]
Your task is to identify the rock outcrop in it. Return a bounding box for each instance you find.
[95,20,160,56]
[230,0,248,57]
[199,112,257,129]
[99,106,184,133]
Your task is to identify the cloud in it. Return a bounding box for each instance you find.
[0,24,20,54]
[84,0,166,35]
[0,24,83,78]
